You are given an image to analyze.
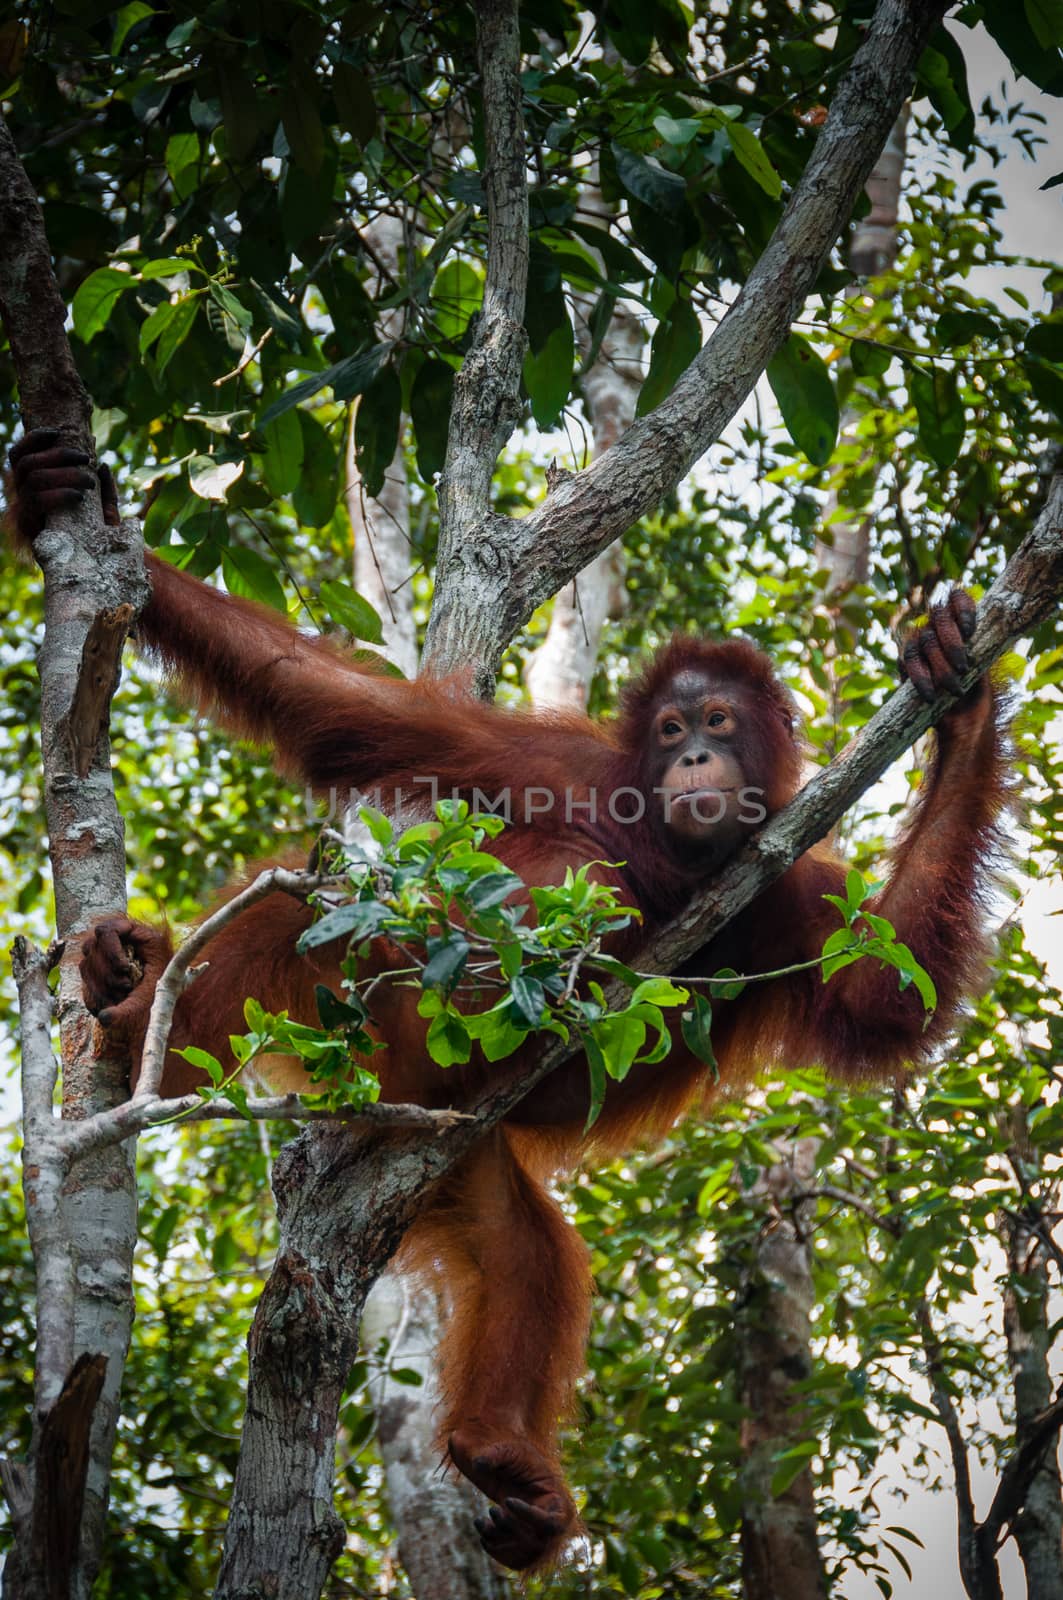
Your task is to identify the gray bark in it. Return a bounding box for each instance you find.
[432,0,529,696]
[1000,1108,1063,1600]
[0,111,148,1600]
[423,0,955,686]
[1003,1250,1063,1598]
[524,188,642,711]
[345,210,419,678]
[814,107,910,596]
[738,1141,829,1600]
[362,1275,509,1600]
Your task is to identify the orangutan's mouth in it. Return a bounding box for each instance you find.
[672,786,736,804]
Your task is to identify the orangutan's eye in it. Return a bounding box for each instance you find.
[707,711,728,729]
[663,719,683,737]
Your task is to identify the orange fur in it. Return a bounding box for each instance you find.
[63,552,1008,1571]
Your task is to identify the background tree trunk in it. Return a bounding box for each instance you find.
[813,106,910,599]
[1002,1109,1063,1599]
[362,1274,510,1600]
[738,1140,829,1600]
[345,210,419,677]
[524,184,641,711]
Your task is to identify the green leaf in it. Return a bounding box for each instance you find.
[725,121,782,199]
[216,59,261,163]
[637,297,700,416]
[164,131,199,197]
[319,578,384,643]
[354,365,402,497]
[523,317,573,427]
[612,142,687,214]
[315,985,369,1030]
[681,993,716,1069]
[909,365,966,469]
[432,259,484,340]
[696,1160,733,1214]
[139,297,178,355]
[917,40,974,146]
[770,1439,818,1496]
[1026,320,1063,363]
[251,280,304,348]
[112,2,152,54]
[427,1008,472,1066]
[298,900,391,951]
[281,76,325,174]
[422,936,469,992]
[259,342,395,426]
[292,411,338,528]
[846,868,869,908]
[592,1010,647,1083]
[410,358,455,481]
[629,978,687,1008]
[509,975,546,1028]
[1024,354,1063,418]
[72,267,133,342]
[155,294,199,374]
[333,62,376,145]
[1025,0,1063,47]
[140,257,192,281]
[143,472,193,547]
[222,546,286,611]
[935,310,999,347]
[174,1044,223,1085]
[261,410,304,497]
[465,871,522,910]
[584,1037,608,1131]
[767,334,839,466]
[189,455,243,501]
[653,112,699,146]
[850,338,892,378]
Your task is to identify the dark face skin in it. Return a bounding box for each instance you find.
[650,670,750,855]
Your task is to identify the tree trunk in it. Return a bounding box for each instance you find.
[1002,1113,1063,1599]
[524,185,641,711]
[813,106,909,598]
[0,112,148,1600]
[738,1142,829,1600]
[362,1274,509,1600]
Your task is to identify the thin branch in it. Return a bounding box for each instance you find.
[981,1391,1063,1551]
[802,1183,901,1235]
[60,1092,474,1163]
[916,1300,990,1598]
[136,866,343,1097]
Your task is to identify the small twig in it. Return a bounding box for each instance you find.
[213,325,273,386]
[136,866,344,1098]
[802,1183,902,1236]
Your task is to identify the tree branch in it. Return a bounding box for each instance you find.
[916,1301,997,1600]
[423,0,955,681]
[135,865,344,1098]
[433,0,529,692]
[980,1391,1063,1554]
